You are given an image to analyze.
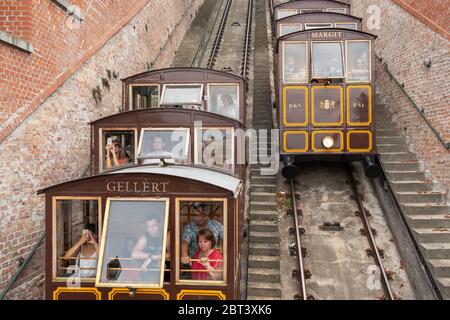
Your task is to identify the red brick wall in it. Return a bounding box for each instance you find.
[0,0,204,300]
[349,0,450,193]
[0,0,33,41]
[392,0,450,39]
[0,0,153,140]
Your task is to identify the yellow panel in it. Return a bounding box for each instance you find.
[283,131,309,153]
[311,131,344,152]
[311,86,344,126]
[53,287,102,300]
[346,85,372,126]
[176,289,226,300]
[108,288,170,300]
[282,86,309,127]
[347,130,373,152]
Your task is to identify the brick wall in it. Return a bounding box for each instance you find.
[0,0,204,300]
[0,0,33,41]
[349,0,450,193]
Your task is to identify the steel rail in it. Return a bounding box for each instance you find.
[241,0,253,79]
[207,0,233,69]
[289,179,307,300]
[346,164,394,300]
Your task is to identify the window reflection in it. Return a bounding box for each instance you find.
[131,85,159,110]
[138,129,190,165]
[179,201,225,283]
[283,43,307,83]
[208,85,239,120]
[304,23,333,30]
[277,9,298,19]
[55,199,99,280]
[312,42,344,79]
[279,24,301,37]
[102,130,134,171]
[97,199,169,287]
[347,41,370,82]
[195,128,234,172]
[335,23,358,30]
[326,8,347,14]
[160,84,203,109]
[300,9,325,13]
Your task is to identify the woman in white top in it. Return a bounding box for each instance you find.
[64,228,99,278]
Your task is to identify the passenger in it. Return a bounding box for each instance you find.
[105,140,131,169]
[181,203,224,265]
[143,136,174,165]
[64,225,99,278]
[217,93,237,119]
[191,228,223,281]
[131,214,168,282]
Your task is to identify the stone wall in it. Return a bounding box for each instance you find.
[349,0,450,193]
[0,0,204,300]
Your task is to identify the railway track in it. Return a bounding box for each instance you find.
[285,163,412,300]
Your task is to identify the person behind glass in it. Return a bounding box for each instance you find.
[143,136,174,165]
[64,225,99,278]
[105,139,130,169]
[131,214,168,281]
[191,228,223,281]
[217,93,237,119]
[181,203,224,265]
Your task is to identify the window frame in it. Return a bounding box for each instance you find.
[137,128,191,162]
[304,23,333,30]
[95,197,170,289]
[335,22,358,30]
[193,127,236,174]
[277,9,298,19]
[160,83,204,106]
[175,198,228,286]
[326,8,348,14]
[206,83,240,121]
[345,40,372,83]
[282,41,309,84]
[99,128,138,173]
[311,40,345,80]
[299,9,325,13]
[279,23,303,37]
[129,84,161,110]
[52,196,102,283]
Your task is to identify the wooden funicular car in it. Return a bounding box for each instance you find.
[39,68,248,300]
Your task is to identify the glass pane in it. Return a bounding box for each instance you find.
[161,85,202,105]
[139,129,189,165]
[56,199,99,279]
[312,42,344,78]
[280,24,301,37]
[304,23,333,30]
[208,85,239,120]
[277,9,298,19]
[335,23,358,30]
[131,86,159,110]
[347,42,370,82]
[102,131,134,171]
[179,201,225,283]
[195,128,234,172]
[283,43,307,83]
[98,200,169,287]
[300,9,325,13]
[327,8,347,14]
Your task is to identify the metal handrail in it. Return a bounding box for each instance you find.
[375,54,449,150]
[0,232,45,300]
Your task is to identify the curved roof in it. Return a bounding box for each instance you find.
[121,67,244,82]
[38,165,242,197]
[276,11,362,24]
[274,0,350,10]
[89,107,242,127]
[278,27,377,42]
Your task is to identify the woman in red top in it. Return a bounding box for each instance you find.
[191,228,223,281]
